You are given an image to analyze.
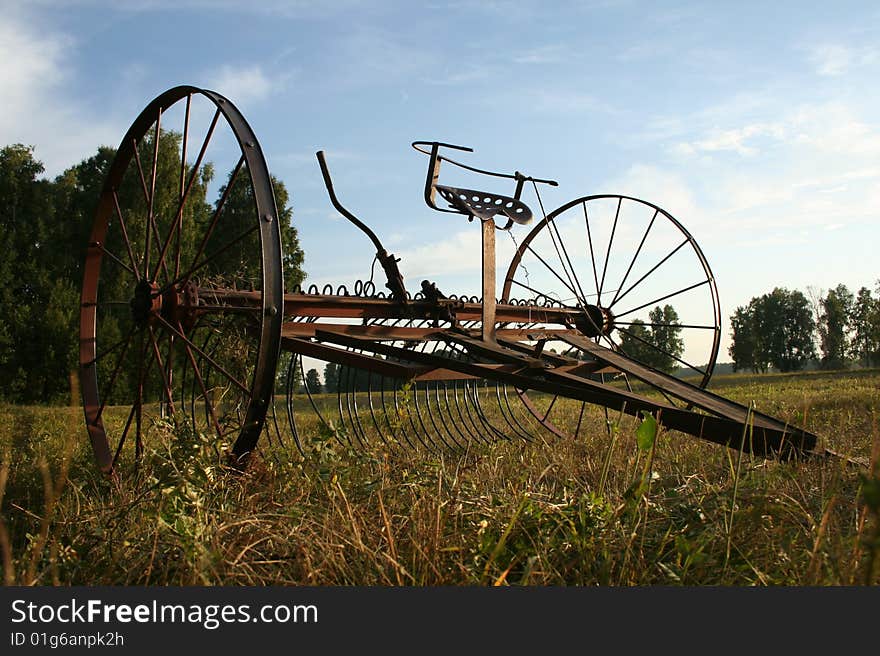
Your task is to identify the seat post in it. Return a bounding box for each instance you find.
[481,217,496,343]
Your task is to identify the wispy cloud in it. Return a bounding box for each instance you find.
[673,123,785,157]
[0,11,121,176]
[808,43,878,76]
[205,64,274,106]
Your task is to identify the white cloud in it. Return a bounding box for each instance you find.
[808,43,878,76]
[205,65,273,106]
[673,123,786,157]
[0,11,121,177]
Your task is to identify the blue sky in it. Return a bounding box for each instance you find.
[2,1,878,362]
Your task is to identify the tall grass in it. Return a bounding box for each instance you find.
[0,370,878,585]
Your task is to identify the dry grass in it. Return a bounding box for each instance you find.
[0,369,878,586]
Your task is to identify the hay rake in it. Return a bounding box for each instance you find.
[80,86,832,476]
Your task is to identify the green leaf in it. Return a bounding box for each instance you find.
[636,412,658,452]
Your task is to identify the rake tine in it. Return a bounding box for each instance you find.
[451,377,489,446]
[496,383,537,443]
[421,342,464,451]
[284,353,306,456]
[336,362,356,448]
[444,379,481,447]
[411,376,445,452]
[387,380,416,449]
[342,355,369,450]
[470,380,512,443]
[365,369,392,448]
[501,383,544,441]
[434,380,472,450]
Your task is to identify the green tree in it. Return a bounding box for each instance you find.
[206,168,305,291]
[324,362,339,393]
[729,303,763,373]
[851,285,880,366]
[743,287,816,373]
[617,304,683,373]
[0,144,67,401]
[818,284,853,369]
[305,368,322,393]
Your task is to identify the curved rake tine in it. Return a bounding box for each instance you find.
[424,380,463,451]
[494,382,537,443]
[365,368,392,448]
[434,380,473,450]
[394,379,432,451]
[498,383,539,442]
[386,379,417,449]
[422,342,465,451]
[410,376,445,453]
[284,353,306,456]
[441,379,480,448]
[446,345,491,446]
[468,380,511,443]
[452,377,489,446]
[341,357,369,450]
[336,363,355,448]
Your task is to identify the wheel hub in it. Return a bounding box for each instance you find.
[129,280,200,328]
[130,279,161,326]
[574,304,614,338]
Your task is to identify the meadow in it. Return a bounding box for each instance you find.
[0,369,878,586]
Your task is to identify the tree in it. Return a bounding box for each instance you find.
[730,287,816,374]
[818,283,853,369]
[729,304,762,373]
[851,286,880,366]
[207,167,305,291]
[617,304,683,373]
[305,368,321,393]
[324,362,339,394]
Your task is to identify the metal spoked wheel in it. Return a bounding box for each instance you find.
[79,86,283,475]
[501,194,721,434]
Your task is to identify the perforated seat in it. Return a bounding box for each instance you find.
[435,185,533,225]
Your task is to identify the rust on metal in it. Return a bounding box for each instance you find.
[79,87,834,481]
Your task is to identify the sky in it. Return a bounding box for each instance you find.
[1,0,878,364]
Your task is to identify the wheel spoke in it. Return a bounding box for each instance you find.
[112,191,141,280]
[175,94,192,280]
[609,238,689,310]
[178,155,246,291]
[162,222,259,295]
[610,209,657,307]
[153,314,251,396]
[613,278,711,319]
[598,196,622,304]
[91,328,138,426]
[614,320,717,330]
[84,326,138,367]
[614,324,707,377]
[177,326,223,439]
[147,326,176,415]
[95,243,136,277]
[524,243,581,301]
[582,201,601,300]
[153,107,221,282]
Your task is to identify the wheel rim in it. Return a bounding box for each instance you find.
[501,194,721,433]
[79,86,283,475]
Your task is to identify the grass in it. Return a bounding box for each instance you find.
[0,369,878,586]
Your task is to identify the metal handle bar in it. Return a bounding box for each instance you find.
[411,140,558,187]
[316,150,384,253]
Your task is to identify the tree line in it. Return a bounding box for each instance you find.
[0,142,304,404]
[728,284,880,373]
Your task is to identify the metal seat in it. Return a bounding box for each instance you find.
[435,185,532,225]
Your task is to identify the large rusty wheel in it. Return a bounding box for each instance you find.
[502,194,721,432]
[79,86,283,475]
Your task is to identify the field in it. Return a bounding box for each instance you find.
[0,369,878,586]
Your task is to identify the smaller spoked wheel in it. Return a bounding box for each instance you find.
[79,86,283,476]
[501,194,721,432]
